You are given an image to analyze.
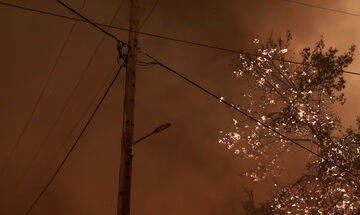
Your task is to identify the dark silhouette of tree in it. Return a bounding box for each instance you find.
[219,32,360,214]
[241,188,272,215]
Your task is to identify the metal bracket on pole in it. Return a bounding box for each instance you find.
[117,41,127,64]
[128,146,134,156]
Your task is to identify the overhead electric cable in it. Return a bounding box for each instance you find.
[14,0,127,192]
[1,1,359,76]
[145,52,360,180]
[0,0,87,179]
[23,1,128,213]
[24,64,125,215]
[140,0,159,29]
[281,0,360,17]
[55,0,121,43]
[24,1,127,213]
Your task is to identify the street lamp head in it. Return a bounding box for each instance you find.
[153,123,171,133]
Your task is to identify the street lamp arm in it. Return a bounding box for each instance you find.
[134,123,171,145]
[134,132,155,145]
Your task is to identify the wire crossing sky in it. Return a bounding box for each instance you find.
[0,1,360,76]
[282,0,360,17]
[23,0,128,213]
[24,64,125,215]
[0,0,87,180]
[145,53,360,180]
[2,0,360,214]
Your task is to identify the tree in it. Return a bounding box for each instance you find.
[241,188,272,215]
[219,32,360,214]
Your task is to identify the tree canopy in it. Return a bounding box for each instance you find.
[219,32,360,214]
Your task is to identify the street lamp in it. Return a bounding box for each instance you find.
[134,123,171,145]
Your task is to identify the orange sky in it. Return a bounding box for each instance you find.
[0,0,359,214]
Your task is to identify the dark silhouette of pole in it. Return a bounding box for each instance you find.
[117,0,139,214]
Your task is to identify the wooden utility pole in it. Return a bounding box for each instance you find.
[117,0,139,214]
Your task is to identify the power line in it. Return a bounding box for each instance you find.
[0,0,87,179]
[24,63,125,215]
[1,1,359,76]
[2,0,359,176]
[55,0,121,44]
[140,0,159,29]
[9,0,359,211]
[144,52,360,180]
[23,63,119,213]
[23,1,127,213]
[13,0,127,193]
[281,0,360,17]
[0,1,295,64]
